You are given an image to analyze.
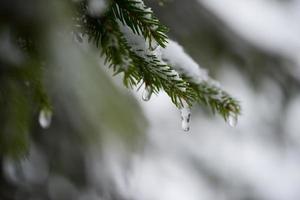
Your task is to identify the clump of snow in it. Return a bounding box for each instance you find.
[118,21,147,56]
[161,40,209,84]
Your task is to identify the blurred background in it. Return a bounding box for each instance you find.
[1,0,300,199]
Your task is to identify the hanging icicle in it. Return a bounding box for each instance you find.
[180,100,191,132]
[227,112,238,127]
[142,85,152,101]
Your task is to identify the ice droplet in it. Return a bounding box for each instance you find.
[181,117,190,131]
[228,113,237,127]
[180,101,191,132]
[142,85,152,101]
[39,108,52,129]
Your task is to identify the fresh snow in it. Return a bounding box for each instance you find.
[161,40,209,84]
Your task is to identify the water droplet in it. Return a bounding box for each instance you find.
[39,108,52,129]
[180,101,191,132]
[142,85,152,101]
[228,113,237,127]
[181,118,190,131]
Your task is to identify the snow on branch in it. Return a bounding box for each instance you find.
[161,40,241,124]
[74,0,241,129]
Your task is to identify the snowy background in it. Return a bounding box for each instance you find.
[2,0,300,200]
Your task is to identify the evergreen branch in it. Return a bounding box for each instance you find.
[74,0,241,120]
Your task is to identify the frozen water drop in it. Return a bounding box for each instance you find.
[181,119,190,131]
[39,108,52,129]
[228,113,237,127]
[180,101,191,132]
[142,85,152,101]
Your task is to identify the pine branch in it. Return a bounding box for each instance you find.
[74,0,241,122]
